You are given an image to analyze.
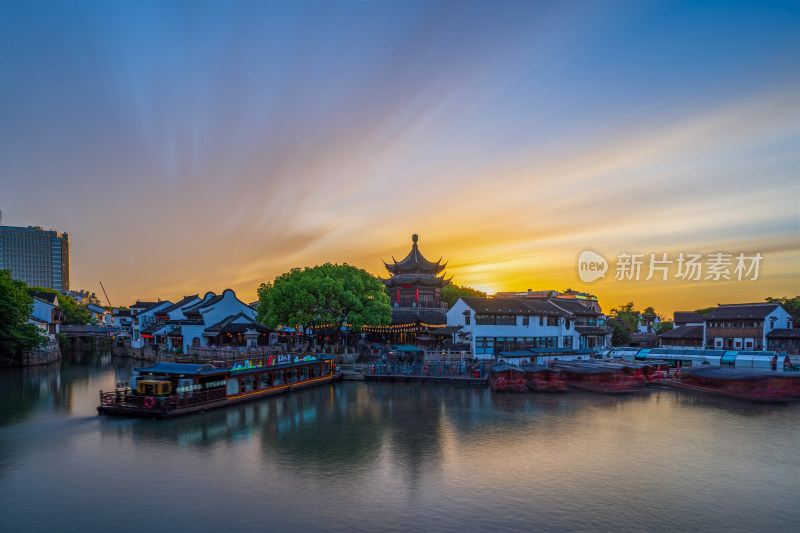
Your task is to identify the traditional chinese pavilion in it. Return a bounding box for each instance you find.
[382,234,450,308]
[362,234,454,347]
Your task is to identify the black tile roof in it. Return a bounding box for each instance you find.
[547,299,600,316]
[391,308,447,325]
[707,303,780,320]
[204,312,271,334]
[674,312,705,324]
[158,295,200,314]
[140,301,172,314]
[659,325,704,339]
[767,329,800,339]
[461,297,566,316]
[383,235,446,276]
[27,291,58,305]
[141,323,165,335]
[188,293,225,311]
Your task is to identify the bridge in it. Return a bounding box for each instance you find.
[60,325,117,337]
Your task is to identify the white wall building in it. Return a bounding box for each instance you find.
[705,303,793,350]
[446,297,610,359]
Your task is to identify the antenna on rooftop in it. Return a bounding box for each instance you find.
[99,281,111,307]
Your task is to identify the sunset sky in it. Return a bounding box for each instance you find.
[1,0,798,316]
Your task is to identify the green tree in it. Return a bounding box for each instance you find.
[440,283,487,307]
[609,319,631,346]
[0,270,46,364]
[694,306,716,317]
[28,286,91,325]
[765,296,800,324]
[256,263,391,342]
[610,302,639,333]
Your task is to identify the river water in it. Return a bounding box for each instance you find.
[1,352,799,532]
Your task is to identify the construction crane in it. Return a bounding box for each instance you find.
[99,281,112,308]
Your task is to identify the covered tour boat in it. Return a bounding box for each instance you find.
[489,363,528,392]
[552,360,648,394]
[98,354,340,419]
[521,363,567,392]
[666,366,800,402]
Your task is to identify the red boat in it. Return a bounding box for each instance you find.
[552,361,648,394]
[521,363,567,392]
[489,363,527,392]
[666,366,800,402]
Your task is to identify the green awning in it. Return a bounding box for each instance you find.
[394,345,423,352]
[721,353,737,364]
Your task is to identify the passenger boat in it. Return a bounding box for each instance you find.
[552,361,648,394]
[489,363,527,392]
[521,363,566,392]
[98,354,340,419]
[665,366,800,402]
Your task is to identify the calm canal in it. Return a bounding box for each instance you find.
[1,351,799,532]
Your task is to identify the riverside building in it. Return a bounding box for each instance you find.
[0,225,70,291]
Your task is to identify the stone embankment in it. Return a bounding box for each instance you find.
[22,338,62,365]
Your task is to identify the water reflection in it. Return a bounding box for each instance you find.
[3,354,800,533]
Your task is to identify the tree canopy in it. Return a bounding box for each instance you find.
[609,320,631,346]
[440,283,487,307]
[256,263,392,336]
[0,270,45,364]
[766,296,800,324]
[610,302,639,333]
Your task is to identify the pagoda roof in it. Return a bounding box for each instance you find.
[383,234,447,276]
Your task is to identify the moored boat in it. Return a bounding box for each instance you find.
[664,366,800,402]
[521,363,566,392]
[98,354,340,419]
[489,363,527,392]
[552,360,648,394]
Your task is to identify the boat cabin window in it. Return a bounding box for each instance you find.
[300,367,309,380]
[259,374,271,389]
[288,370,298,383]
[273,371,285,385]
[312,365,320,378]
[242,375,255,392]
[227,379,240,395]
[321,364,330,376]
[137,380,171,395]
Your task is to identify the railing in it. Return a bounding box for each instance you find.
[100,388,228,411]
[347,360,487,379]
[61,325,116,335]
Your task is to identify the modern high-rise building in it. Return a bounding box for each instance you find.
[0,225,70,291]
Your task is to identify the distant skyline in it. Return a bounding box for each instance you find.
[1,0,798,316]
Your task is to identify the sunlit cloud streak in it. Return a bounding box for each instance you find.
[0,0,797,313]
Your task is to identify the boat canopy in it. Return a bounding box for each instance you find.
[134,362,222,375]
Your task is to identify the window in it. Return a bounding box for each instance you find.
[226,379,239,395]
[465,314,470,326]
[563,336,572,349]
[547,316,559,327]
[522,316,529,326]
[242,375,255,392]
[539,316,544,326]
[476,314,495,325]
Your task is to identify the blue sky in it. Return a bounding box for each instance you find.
[1,0,798,313]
